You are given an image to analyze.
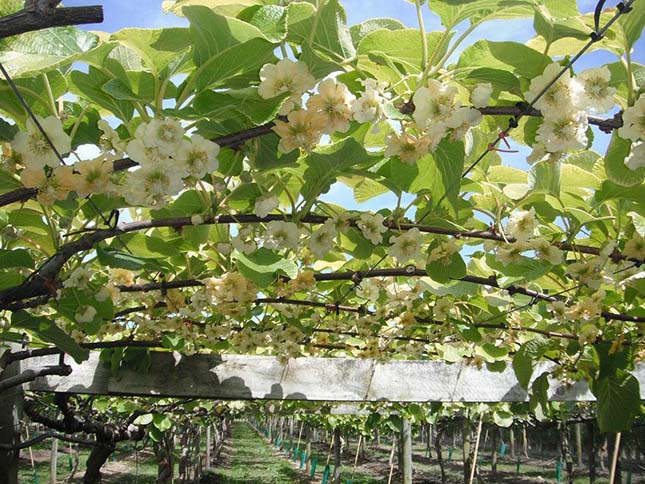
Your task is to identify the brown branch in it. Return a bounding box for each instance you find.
[477,106,622,133]
[1,212,640,310]
[0,6,103,40]
[0,364,71,393]
[0,431,97,451]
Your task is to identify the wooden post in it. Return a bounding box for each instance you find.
[205,425,211,470]
[523,425,529,458]
[0,350,23,484]
[333,427,342,484]
[491,426,498,474]
[509,427,515,458]
[576,423,583,468]
[50,438,58,484]
[608,433,622,484]
[468,416,483,484]
[400,419,413,484]
[587,421,596,484]
[463,421,473,484]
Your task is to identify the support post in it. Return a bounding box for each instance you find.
[50,438,58,484]
[0,348,23,484]
[205,425,211,470]
[576,423,583,468]
[400,418,413,484]
[333,427,342,484]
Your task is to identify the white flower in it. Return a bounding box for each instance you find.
[433,298,451,321]
[12,115,71,170]
[535,111,588,152]
[618,95,645,141]
[412,79,459,128]
[526,63,583,118]
[126,137,170,167]
[72,156,113,198]
[384,131,430,164]
[143,117,185,152]
[191,214,204,225]
[258,59,315,115]
[75,305,97,323]
[624,234,645,260]
[272,109,324,153]
[176,135,219,179]
[625,141,645,171]
[352,86,385,124]
[358,213,387,245]
[123,159,184,208]
[98,119,125,154]
[506,208,538,242]
[529,237,563,265]
[496,241,531,266]
[63,266,92,290]
[232,226,256,254]
[263,220,301,250]
[356,279,380,302]
[254,194,279,219]
[308,220,337,259]
[307,79,355,134]
[470,83,493,108]
[388,228,424,263]
[577,67,616,114]
[446,106,482,141]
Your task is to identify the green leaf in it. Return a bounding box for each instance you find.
[0,23,98,77]
[533,5,588,46]
[529,371,550,421]
[11,310,89,363]
[357,30,447,84]
[513,337,549,389]
[299,137,377,208]
[350,18,405,45]
[133,413,154,426]
[238,5,288,43]
[0,169,23,193]
[0,118,18,142]
[153,414,173,432]
[592,370,640,433]
[0,249,34,269]
[96,247,163,271]
[452,319,482,343]
[183,6,276,93]
[287,0,355,65]
[493,410,514,428]
[426,243,466,284]
[111,28,192,77]
[457,40,550,80]
[429,0,534,28]
[69,67,135,121]
[604,132,644,187]
[235,248,298,287]
[193,88,287,126]
[528,160,560,196]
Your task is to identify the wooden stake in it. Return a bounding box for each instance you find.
[387,439,396,484]
[351,434,362,480]
[608,433,621,484]
[468,416,484,484]
[49,437,58,484]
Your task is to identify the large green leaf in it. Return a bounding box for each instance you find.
[528,160,561,196]
[513,337,549,389]
[428,0,534,28]
[592,370,640,433]
[235,248,298,287]
[532,4,588,46]
[350,18,406,45]
[287,0,355,65]
[457,40,550,80]
[604,132,645,187]
[69,66,135,121]
[0,1,98,78]
[238,5,288,43]
[11,310,89,363]
[111,28,192,77]
[357,30,447,84]
[182,6,276,94]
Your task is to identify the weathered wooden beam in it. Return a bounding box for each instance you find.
[0,6,103,39]
[20,352,645,402]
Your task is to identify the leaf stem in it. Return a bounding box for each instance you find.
[415,0,428,69]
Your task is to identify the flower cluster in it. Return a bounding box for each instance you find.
[527,64,617,159]
[12,115,220,208]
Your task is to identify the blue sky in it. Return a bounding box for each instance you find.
[62,0,643,213]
